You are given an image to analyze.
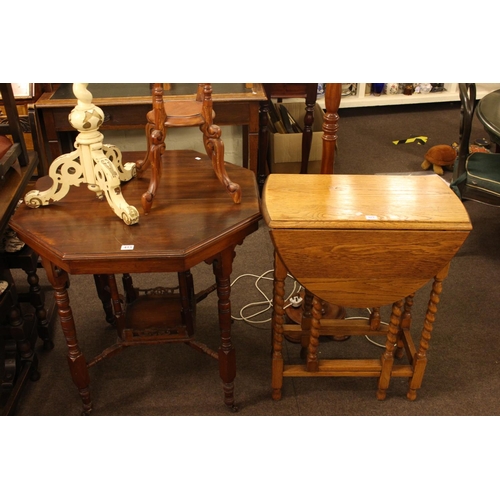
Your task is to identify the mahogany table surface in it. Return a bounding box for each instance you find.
[10,150,262,276]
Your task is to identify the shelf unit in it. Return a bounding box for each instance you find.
[0,83,46,416]
[316,83,500,109]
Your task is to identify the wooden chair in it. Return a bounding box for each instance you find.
[451,83,500,205]
[136,84,242,214]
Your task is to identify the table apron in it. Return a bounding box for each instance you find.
[32,222,260,276]
[38,101,257,132]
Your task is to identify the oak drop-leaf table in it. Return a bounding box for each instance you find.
[262,173,472,401]
[10,150,261,414]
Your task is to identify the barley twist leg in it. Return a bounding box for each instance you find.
[396,293,415,359]
[306,295,322,372]
[272,251,287,401]
[377,299,403,401]
[407,268,447,401]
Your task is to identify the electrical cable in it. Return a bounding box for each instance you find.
[230,269,302,325]
[343,310,388,348]
[231,273,390,348]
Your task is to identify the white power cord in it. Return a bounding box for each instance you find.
[344,310,389,348]
[231,274,390,348]
[230,269,302,325]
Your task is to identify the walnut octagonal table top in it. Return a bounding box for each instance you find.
[11,150,262,276]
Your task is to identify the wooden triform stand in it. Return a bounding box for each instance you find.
[24,83,139,225]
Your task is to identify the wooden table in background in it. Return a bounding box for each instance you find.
[10,150,261,414]
[32,83,266,177]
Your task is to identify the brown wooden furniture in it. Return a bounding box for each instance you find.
[258,84,322,189]
[0,83,50,415]
[136,84,241,214]
[32,83,266,177]
[272,84,344,341]
[263,174,472,401]
[1,83,53,173]
[10,150,261,415]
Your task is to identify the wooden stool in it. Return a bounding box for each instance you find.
[136,84,241,214]
[263,173,472,401]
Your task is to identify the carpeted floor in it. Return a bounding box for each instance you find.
[8,100,500,416]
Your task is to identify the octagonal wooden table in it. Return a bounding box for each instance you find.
[10,150,261,414]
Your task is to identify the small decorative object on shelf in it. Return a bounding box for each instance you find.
[24,84,139,225]
[341,83,357,96]
[415,83,432,94]
[431,83,445,92]
[403,83,415,95]
[372,83,385,96]
[386,83,399,95]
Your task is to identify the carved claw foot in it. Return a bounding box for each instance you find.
[25,151,85,208]
[141,191,154,215]
[228,182,242,204]
[94,156,139,225]
[119,205,140,226]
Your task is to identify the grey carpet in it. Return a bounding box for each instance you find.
[11,101,500,416]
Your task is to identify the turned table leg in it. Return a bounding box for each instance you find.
[42,258,92,415]
[212,246,237,411]
[93,274,115,325]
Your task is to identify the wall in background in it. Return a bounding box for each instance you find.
[102,125,244,166]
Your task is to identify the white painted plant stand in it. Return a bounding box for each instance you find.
[25,83,139,225]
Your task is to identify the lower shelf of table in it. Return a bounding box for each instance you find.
[121,293,193,343]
